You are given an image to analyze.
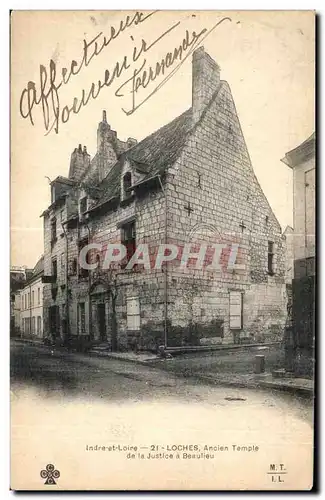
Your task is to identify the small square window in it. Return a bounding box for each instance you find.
[121,221,136,266]
[268,241,274,275]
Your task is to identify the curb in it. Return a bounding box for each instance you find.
[164,341,281,355]
[88,350,159,366]
[191,373,314,396]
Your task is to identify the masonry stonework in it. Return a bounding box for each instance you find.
[42,47,287,351]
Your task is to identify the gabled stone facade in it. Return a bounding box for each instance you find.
[42,47,287,350]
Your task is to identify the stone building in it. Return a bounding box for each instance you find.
[42,47,287,350]
[281,133,315,375]
[20,256,44,338]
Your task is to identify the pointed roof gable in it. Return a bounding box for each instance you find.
[89,108,193,211]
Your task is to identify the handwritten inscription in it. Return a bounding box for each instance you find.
[19,12,232,135]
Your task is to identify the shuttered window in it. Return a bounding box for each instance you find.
[127,297,140,331]
[229,291,243,330]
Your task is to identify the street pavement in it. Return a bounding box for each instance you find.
[11,340,313,420]
[10,340,314,490]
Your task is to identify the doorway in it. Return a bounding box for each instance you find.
[49,305,60,339]
[97,303,106,342]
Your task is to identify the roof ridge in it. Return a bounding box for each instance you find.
[125,107,192,157]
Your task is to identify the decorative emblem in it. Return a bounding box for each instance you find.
[40,464,60,485]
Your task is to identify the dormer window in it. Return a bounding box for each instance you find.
[122,172,132,199]
[80,196,87,214]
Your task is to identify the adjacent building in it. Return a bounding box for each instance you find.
[10,266,33,335]
[281,132,315,376]
[20,256,44,338]
[41,47,287,350]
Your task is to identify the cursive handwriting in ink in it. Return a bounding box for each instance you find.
[19,14,232,134]
[19,10,157,133]
[116,17,232,115]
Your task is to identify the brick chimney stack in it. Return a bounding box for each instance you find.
[192,47,221,123]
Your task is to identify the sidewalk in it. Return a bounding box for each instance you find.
[89,344,314,396]
[13,337,314,396]
[88,344,313,396]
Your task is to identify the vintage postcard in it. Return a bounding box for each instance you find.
[10,10,315,491]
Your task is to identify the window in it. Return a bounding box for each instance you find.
[229,291,243,330]
[37,316,42,335]
[28,292,30,308]
[78,303,86,334]
[69,258,77,276]
[61,253,65,279]
[268,241,274,275]
[52,258,58,282]
[305,168,315,252]
[78,238,89,278]
[127,297,140,331]
[121,221,136,265]
[80,197,87,214]
[122,172,132,199]
[32,291,34,307]
[32,316,35,335]
[51,217,57,243]
[37,287,40,305]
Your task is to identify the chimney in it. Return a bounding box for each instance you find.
[97,110,118,181]
[192,47,221,123]
[69,144,90,181]
[97,109,111,151]
[127,137,137,149]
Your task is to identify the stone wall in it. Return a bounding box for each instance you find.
[163,72,286,344]
[42,49,287,349]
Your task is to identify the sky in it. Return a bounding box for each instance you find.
[11,10,315,268]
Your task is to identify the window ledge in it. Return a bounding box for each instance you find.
[120,195,135,208]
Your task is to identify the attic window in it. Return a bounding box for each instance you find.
[122,172,132,199]
[80,197,87,214]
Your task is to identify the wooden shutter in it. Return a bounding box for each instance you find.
[127,297,140,331]
[229,291,243,330]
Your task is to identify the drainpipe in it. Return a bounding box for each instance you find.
[85,222,93,341]
[157,175,168,348]
[62,222,70,344]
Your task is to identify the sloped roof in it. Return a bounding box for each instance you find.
[281,132,315,168]
[91,108,193,210]
[32,255,44,277]
[127,107,192,176]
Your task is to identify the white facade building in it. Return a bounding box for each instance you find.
[20,256,44,338]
